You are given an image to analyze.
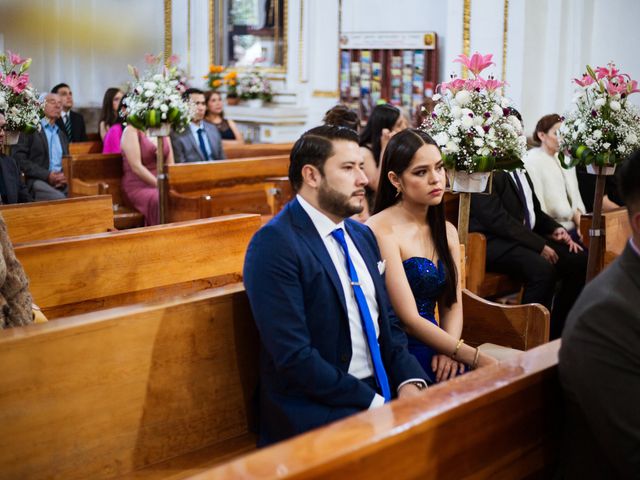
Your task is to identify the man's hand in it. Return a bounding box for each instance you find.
[431,354,465,383]
[550,227,583,254]
[48,171,67,187]
[398,382,425,399]
[540,245,559,264]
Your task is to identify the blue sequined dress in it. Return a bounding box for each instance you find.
[402,257,446,384]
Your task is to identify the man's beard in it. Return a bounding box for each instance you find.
[317,179,364,219]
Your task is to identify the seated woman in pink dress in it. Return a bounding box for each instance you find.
[102,95,127,154]
[120,124,173,226]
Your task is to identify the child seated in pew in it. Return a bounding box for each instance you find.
[367,129,497,384]
[0,213,36,328]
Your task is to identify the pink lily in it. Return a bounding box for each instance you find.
[483,77,504,92]
[574,74,595,87]
[606,79,627,96]
[7,50,27,66]
[626,79,640,95]
[2,72,29,94]
[168,54,179,66]
[595,63,620,80]
[144,53,159,65]
[454,52,495,76]
[438,77,466,94]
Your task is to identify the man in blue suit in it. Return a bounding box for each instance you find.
[243,125,428,446]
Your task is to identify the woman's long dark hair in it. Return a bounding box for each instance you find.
[359,104,401,167]
[374,128,457,308]
[99,88,122,129]
[204,90,225,121]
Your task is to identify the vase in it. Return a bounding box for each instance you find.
[586,164,616,176]
[147,123,171,137]
[4,131,20,145]
[450,170,492,193]
[245,98,264,108]
[226,96,240,106]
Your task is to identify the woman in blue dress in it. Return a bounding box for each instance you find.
[366,129,496,384]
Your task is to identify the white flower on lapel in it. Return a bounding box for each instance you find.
[377,260,386,275]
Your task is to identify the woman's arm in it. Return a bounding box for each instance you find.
[121,126,157,187]
[227,119,245,144]
[437,222,464,338]
[360,146,379,193]
[99,121,107,141]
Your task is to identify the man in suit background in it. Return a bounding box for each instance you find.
[470,168,586,339]
[559,152,640,479]
[0,112,32,204]
[51,83,87,143]
[13,93,69,201]
[243,125,428,447]
[170,88,224,163]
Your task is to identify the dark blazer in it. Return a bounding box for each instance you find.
[559,242,640,479]
[170,121,225,163]
[55,110,87,142]
[243,198,426,446]
[12,128,69,189]
[470,170,562,260]
[0,155,32,203]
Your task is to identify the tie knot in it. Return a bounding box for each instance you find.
[331,227,346,244]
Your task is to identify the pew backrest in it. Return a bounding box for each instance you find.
[187,340,561,480]
[63,152,124,204]
[223,142,293,159]
[0,284,259,480]
[68,140,103,155]
[1,195,114,243]
[15,214,261,318]
[580,208,631,269]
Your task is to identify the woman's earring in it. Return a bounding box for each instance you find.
[395,188,402,198]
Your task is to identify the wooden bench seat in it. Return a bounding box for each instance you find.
[167,156,289,221]
[223,142,292,159]
[0,283,550,480]
[188,340,561,480]
[62,153,145,229]
[1,195,114,243]
[15,214,261,319]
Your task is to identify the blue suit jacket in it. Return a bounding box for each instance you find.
[243,198,426,446]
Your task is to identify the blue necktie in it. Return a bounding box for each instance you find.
[197,128,209,160]
[512,172,532,229]
[331,227,391,402]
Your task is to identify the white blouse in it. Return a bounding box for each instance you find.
[524,147,586,231]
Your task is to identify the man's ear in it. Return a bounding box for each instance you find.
[631,211,640,238]
[301,164,321,188]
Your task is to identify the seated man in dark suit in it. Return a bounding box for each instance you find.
[0,112,32,204]
[243,125,428,447]
[51,83,87,143]
[559,152,640,479]
[13,93,69,201]
[470,168,587,339]
[170,88,224,163]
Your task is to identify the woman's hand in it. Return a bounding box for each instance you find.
[432,354,465,382]
[477,351,499,368]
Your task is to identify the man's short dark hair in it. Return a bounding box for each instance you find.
[51,83,70,94]
[617,150,640,216]
[288,125,359,192]
[182,88,204,101]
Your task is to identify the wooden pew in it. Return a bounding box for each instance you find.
[191,340,561,480]
[68,140,102,155]
[15,214,261,319]
[1,195,114,243]
[223,142,293,159]
[579,207,631,271]
[62,152,145,229]
[167,156,289,222]
[0,284,550,480]
[0,283,260,480]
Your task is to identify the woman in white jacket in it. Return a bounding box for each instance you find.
[524,114,586,242]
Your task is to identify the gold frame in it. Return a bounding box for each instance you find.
[209,0,288,74]
[164,0,172,64]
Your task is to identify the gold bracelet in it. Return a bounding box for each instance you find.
[452,338,464,359]
[471,347,481,370]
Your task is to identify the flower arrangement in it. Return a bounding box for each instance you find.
[204,64,225,91]
[0,51,41,134]
[558,62,640,169]
[424,52,526,173]
[125,53,190,133]
[238,71,272,103]
[223,70,239,98]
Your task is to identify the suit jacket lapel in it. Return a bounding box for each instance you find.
[289,199,348,315]
[186,130,206,161]
[204,123,220,160]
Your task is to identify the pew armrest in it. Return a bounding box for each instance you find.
[70,178,109,197]
[462,289,550,350]
[465,232,487,294]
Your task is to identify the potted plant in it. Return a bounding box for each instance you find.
[224,70,240,105]
[238,71,273,108]
[0,51,41,147]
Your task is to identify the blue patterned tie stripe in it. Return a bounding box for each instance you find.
[197,128,209,160]
[330,228,391,402]
[64,115,72,142]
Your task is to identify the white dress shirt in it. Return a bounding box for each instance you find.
[510,169,537,229]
